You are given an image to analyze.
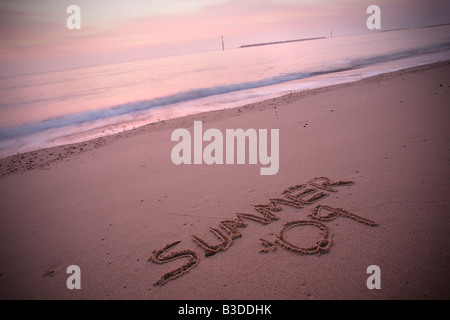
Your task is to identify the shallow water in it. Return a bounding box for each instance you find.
[0,25,449,157]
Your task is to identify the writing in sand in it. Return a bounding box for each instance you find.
[148,177,378,286]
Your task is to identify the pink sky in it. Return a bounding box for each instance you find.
[0,0,449,77]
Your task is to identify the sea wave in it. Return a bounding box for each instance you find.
[1,40,449,141]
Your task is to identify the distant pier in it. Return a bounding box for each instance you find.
[239,37,326,48]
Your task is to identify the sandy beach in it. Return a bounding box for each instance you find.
[0,61,449,300]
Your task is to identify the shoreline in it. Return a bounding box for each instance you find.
[1,60,448,178]
[0,59,449,299]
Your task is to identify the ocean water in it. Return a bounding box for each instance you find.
[0,25,449,158]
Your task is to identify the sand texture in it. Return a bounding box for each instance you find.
[0,61,449,300]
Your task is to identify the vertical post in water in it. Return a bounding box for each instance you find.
[330,28,333,38]
[221,36,225,51]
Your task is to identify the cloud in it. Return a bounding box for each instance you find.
[1,0,449,76]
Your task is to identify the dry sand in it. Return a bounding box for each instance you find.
[0,61,449,300]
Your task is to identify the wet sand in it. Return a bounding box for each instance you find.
[0,61,449,299]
